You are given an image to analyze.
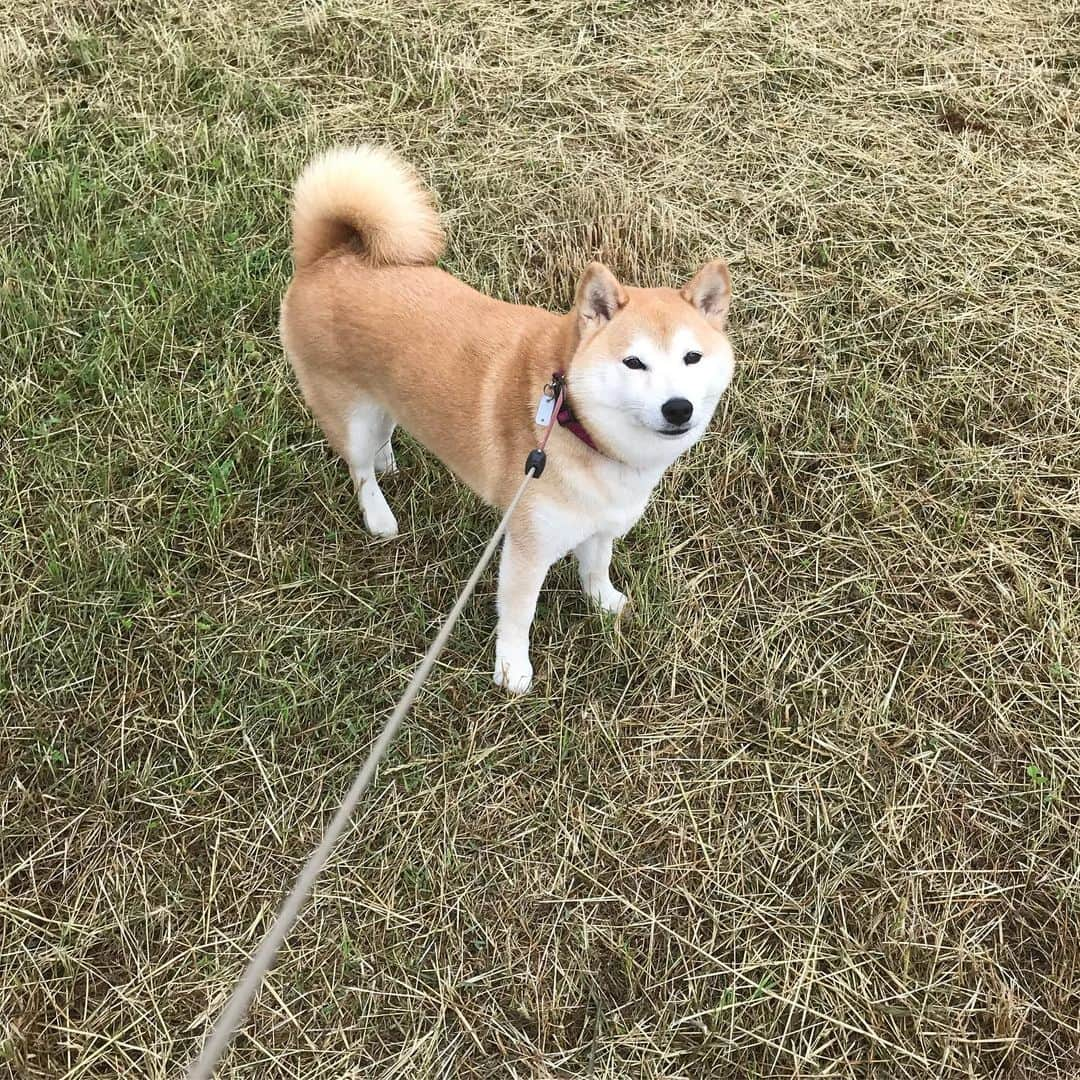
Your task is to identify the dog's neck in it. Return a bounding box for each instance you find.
[542,313,605,454]
[555,392,598,450]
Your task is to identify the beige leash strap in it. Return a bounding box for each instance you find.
[185,467,537,1078]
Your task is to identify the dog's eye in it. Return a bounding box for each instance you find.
[623,356,647,370]
[684,351,702,365]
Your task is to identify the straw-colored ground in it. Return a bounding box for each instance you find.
[3,2,1079,1077]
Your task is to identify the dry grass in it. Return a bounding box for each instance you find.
[3,1,1080,1076]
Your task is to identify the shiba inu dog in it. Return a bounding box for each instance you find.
[280,146,734,694]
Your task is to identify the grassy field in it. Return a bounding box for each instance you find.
[3,1,1080,1076]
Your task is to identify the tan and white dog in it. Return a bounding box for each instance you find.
[280,146,735,693]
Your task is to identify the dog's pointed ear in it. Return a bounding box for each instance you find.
[680,260,731,329]
[575,262,627,332]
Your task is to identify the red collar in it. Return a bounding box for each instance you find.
[551,372,599,451]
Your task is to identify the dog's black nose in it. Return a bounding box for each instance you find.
[661,397,693,426]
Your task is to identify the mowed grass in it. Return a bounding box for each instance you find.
[2,1,1079,1076]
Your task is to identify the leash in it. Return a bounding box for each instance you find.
[185,383,566,1079]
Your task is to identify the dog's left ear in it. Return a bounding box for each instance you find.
[680,260,731,329]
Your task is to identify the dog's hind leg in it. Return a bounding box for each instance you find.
[346,400,398,538]
[374,424,397,475]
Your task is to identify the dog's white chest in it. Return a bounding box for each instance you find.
[537,455,660,553]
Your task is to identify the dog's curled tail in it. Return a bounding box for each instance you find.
[291,145,444,271]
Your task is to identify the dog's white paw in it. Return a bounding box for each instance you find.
[590,585,628,617]
[357,480,399,538]
[493,649,533,695]
[363,504,399,539]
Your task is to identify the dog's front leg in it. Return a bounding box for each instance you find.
[575,533,627,615]
[493,528,552,695]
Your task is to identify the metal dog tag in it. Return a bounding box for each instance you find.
[534,390,557,427]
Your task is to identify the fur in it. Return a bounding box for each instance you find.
[280,145,735,693]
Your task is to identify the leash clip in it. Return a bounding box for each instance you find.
[535,372,565,428]
[544,372,566,400]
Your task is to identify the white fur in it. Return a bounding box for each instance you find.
[489,320,733,693]
[569,329,734,469]
[346,403,398,538]
[491,450,660,693]
[292,145,444,270]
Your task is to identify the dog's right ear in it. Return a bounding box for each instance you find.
[575,262,627,334]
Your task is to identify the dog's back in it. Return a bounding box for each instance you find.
[280,145,564,508]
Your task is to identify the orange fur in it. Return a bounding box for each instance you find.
[280,144,735,693]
